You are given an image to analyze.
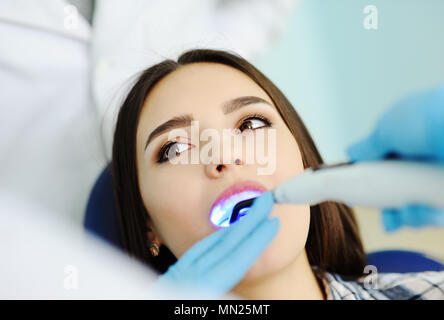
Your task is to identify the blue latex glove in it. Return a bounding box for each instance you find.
[150,192,279,299]
[347,87,444,231]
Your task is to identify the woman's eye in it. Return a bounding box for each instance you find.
[158,142,191,163]
[239,116,271,132]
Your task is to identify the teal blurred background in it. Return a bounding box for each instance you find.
[258,0,444,163]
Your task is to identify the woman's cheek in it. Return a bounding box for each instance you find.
[147,175,212,258]
[273,132,304,185]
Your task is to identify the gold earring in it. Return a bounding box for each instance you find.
[149,243,160,257]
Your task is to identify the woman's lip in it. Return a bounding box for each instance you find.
[210,180,268,216]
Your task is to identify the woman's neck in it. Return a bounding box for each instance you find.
[230,251,325,300]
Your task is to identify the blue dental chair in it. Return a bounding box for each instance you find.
[84,165,123,249]
[84,166,444,273]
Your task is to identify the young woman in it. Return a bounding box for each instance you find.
[111,49,444,300]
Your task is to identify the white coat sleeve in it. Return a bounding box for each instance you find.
[0,0,104,225]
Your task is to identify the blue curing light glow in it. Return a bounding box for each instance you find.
[238,207,249,219]
[209,190,263,228]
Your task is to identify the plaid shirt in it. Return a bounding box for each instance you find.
[322,270,444,300]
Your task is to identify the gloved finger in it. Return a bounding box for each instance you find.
[156,217,279,300]
[206,217,280,293]
[176,224,231,268]
[399,204,444,228]
[348,88,444,163]
[347,132,388,162]
[195,192,275,270]
[382,205,444,232]
[155,226,231,291]
[381,208,402,232]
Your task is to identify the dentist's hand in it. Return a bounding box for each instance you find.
[347,87,444,231]
[150,192,279,299]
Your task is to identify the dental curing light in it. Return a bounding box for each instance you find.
[209,190,263,228]
[229,198,256,224]
[273,160,444,209]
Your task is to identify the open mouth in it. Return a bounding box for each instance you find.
[209,181,267,228]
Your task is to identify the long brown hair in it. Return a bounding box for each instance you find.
[112,49,366,281]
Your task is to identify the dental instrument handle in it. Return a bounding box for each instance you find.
[272,160,444,209]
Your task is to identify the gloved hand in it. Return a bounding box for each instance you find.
[347,87,444,231]
[150,192,279,299]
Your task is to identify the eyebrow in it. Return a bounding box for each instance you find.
[144,95,272,150]
[222,96,272,114]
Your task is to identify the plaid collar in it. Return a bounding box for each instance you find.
[319,269,444,300]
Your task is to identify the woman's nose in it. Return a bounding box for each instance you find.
[204,158,243,179]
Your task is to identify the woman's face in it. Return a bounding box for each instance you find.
[136,62,310,284]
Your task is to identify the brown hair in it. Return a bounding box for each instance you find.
[112,49,366,285]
